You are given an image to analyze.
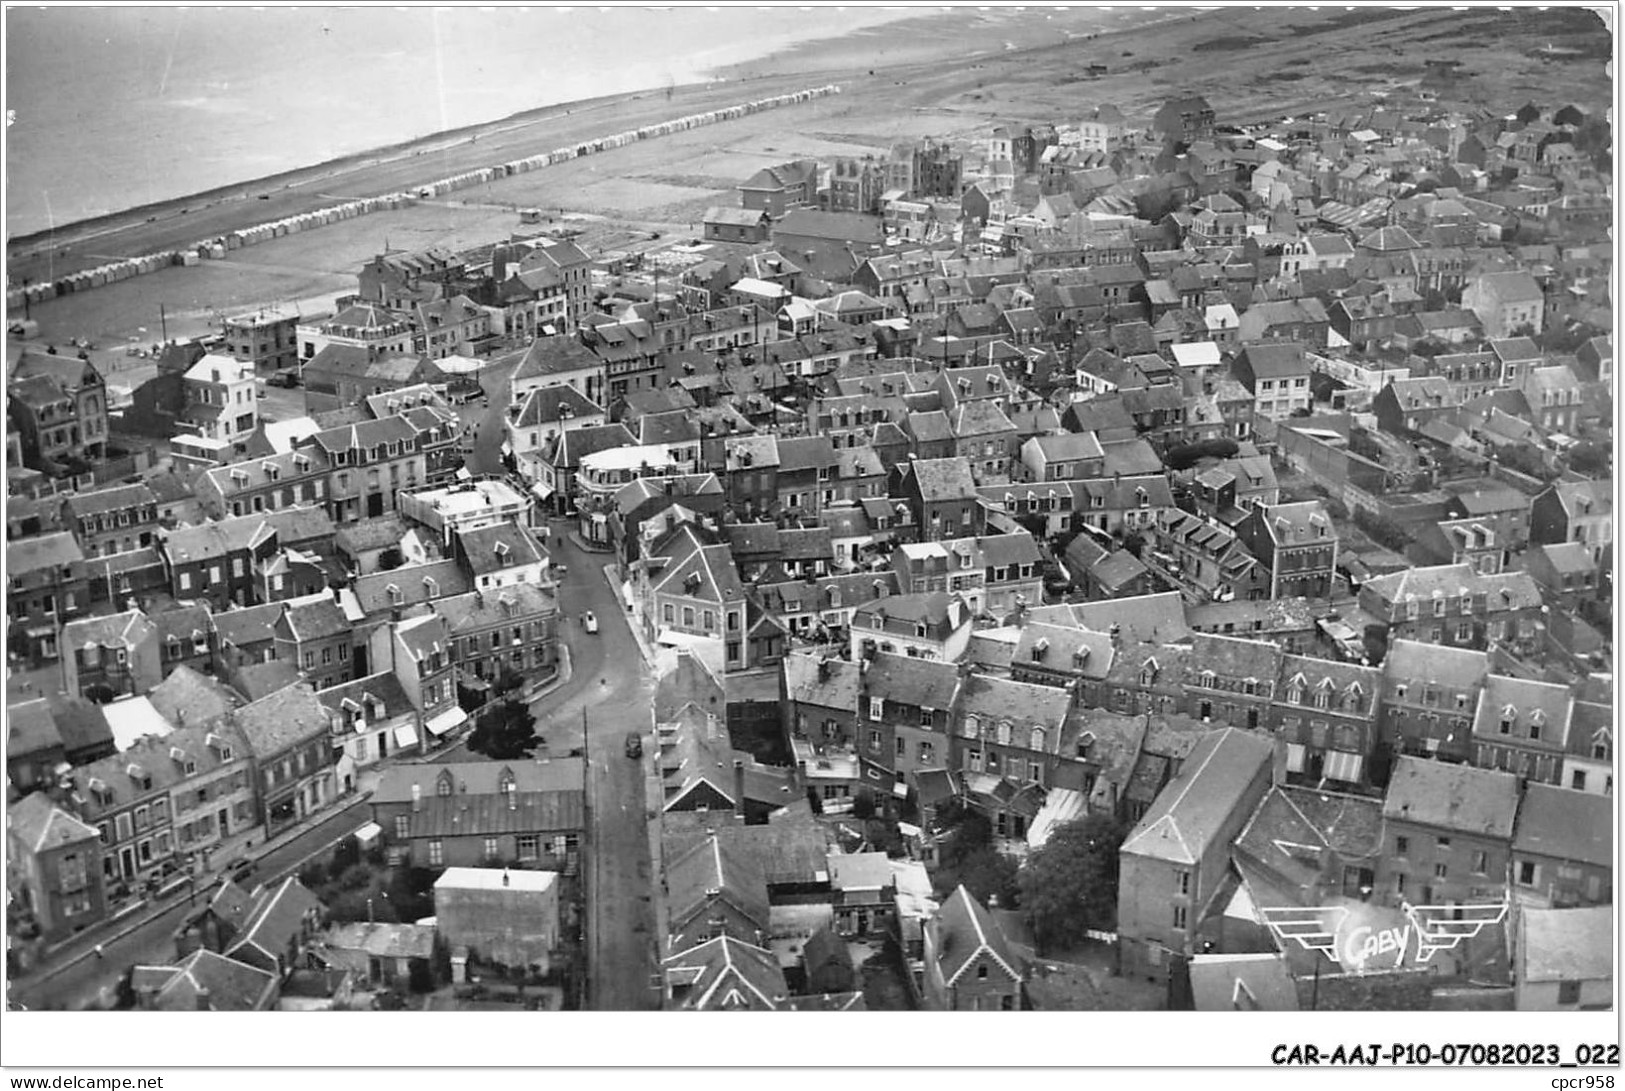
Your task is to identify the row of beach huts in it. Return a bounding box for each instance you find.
[7,84,839,314]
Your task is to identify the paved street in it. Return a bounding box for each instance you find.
[10,795,372,1011]
[535,529,659,1011]
[426,523,658,1009]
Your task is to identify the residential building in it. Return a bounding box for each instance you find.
[301,415,429,524]
[370,612,467,744]
[1271,655,1382,788]
[1510,785,1612,909]
[7,793,106,941]
[891,457,985,542]
[60,608,162,702]
[374,761,584,872]
[272,595,354,693]
[164,723,258,865]
[319,670,419,784]
[180,354,259,447]
[1471,674,1574,786]
[1235,501,1338,600]
[1357,564,1544,653]
[7,531,90,663]
[850,591,974,664]
[921,885,1024,1011]
[435,867,564,977]
[62,482,161,559]
[8,351,109,473]
[65,733,183,887]
[234,682,338,838]
[1530,479,1612,566]
[436,584,559,686]
[1380,638,1490,767]
[1231,343,1312,419]
[223,306,301,375]
[1118,727,1274,982]
[1514,906,1611,1010]
[861,652,961,783]
[1461,271,1545,338]
[398,479,533,551]
[1376,757,1518,908]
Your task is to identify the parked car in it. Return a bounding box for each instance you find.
[625,732,643,759]
[582,611,598,634]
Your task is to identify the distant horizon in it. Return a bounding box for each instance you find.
[4,7,921,239]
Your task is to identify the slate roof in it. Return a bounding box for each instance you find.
[8,792,99,855]
[1513,784,1611,868]
[7,531,85,575]
[784,652,861,713]
[863,652,960,711]
[232,682,330,759]
[927,885,1022,985]
[1518,906,1612,983]
[666,831,771,935]
[147,665,242,729]
[1382,756,1519,839]
[139,949,279,1011]
[1121,727,1274,865]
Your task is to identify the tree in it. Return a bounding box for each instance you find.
[466,699,541,760]
[1568,441,1611,476]
[1018,813,1128,955]
[931,803,1019,909]
[376,546,405,571]
[1165,437,1240,472]
[490,666,526,700]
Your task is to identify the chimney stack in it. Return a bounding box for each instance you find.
[195,987,212,1012]
[733,759,746,818]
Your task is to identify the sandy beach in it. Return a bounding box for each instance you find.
[9,4,1607,365]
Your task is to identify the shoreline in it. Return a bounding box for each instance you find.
[7,4,1207,258]
[5,79,727,255]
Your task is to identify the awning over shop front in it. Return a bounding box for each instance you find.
[394,724,420,749]
[425,707,469,737]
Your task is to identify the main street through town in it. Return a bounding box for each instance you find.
[532,528,659,1011]
[438,361,660,1013]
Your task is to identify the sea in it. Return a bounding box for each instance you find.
[3,6,919,241]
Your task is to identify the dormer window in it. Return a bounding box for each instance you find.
[387,584,403,605]
[436,772,454,797]
[423,577,439,597]
[1499,705,1515,735]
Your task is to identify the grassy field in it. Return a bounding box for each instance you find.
[12,6,1610,355]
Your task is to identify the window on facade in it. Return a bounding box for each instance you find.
[428,840,443,866]
[1433,863,1448,879]
[1177,871,1190,896]
[483,836,500,859]
[1518,860,1537,886]
[1172,905,1187,930]
[1557,981,1582,1005]
[1395,836,1409,856]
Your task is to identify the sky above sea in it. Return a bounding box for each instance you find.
[4,6,918,239]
